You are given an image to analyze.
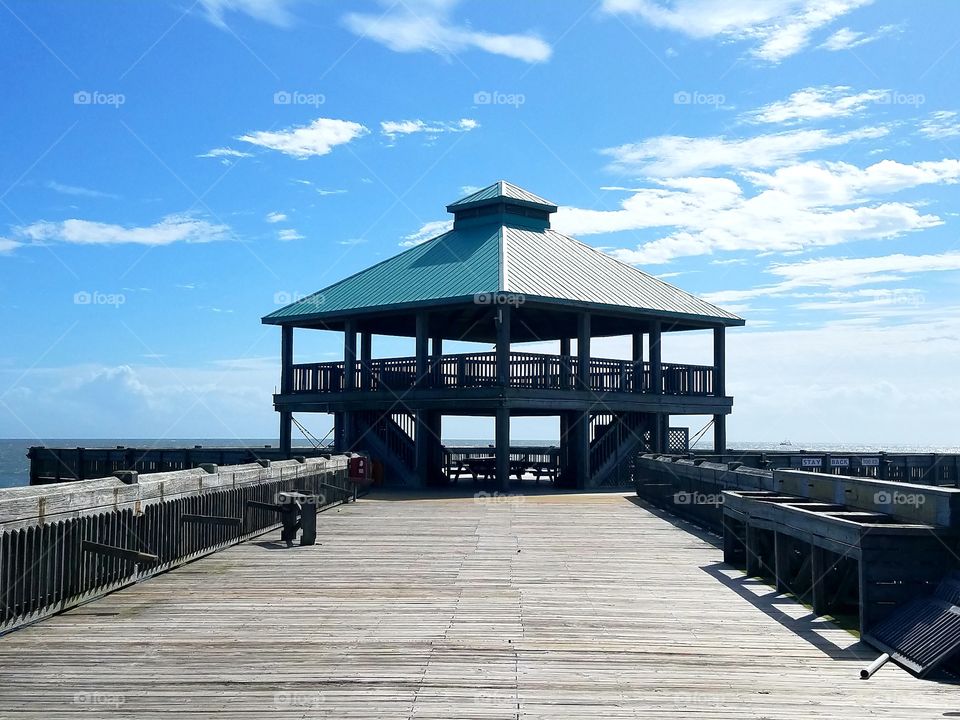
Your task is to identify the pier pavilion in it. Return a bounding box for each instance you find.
[263,181,744,489]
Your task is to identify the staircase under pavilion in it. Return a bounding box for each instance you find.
[263,180,744,489]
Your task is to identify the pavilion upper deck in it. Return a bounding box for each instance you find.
[288,350,717,396]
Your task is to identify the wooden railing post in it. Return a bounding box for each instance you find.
[496,305,511,387]
[343,320,356,392]
[632,331,643,392]
[560,337,571,389]
[415,312,429,388]
[577,313,590,391]
[649,321,662,395]
[360,331,372,391]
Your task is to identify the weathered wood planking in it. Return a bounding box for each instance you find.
[0,492,956,718]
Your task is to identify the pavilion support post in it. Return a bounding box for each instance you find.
[559,412,571,485]
[415,411,429,488]
[495,407,510,491]
[496,305,511,386]
[343,320,357,392]
[281,325,294,394]
[279,326,294,455]
[415,312,429,388]
[333,412,345,452]
[575,412,591,489]
[431,335,443,357]
[279,412,292,456]
[360,332,372,391]
[577,313,591,391]
[653,413,666,454]
[632,331,644,392]
[428,411,444,485]
[650,321,662,395]
[559,337,571,389]
[713,326,726,397]
[713,414,727,453]
[342,321,357,449]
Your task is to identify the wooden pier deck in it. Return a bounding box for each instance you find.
[0,491,956,718]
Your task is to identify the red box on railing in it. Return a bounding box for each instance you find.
[348,455,371,486]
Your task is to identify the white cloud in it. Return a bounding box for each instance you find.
[700,251,960,307]
[744,158,960,205]
[344,0,551,63]
[820,24,896,51]
[316,188,347,196]
[746,86,889,124]
[919,111,960,140]
[239,118,368,159]
[0,360,284,438]
[266,211,287,223]
[278,229,304,241]
[768,251,960,288]
[44,180,118,199]
[199,0,297,28]
[557,158,959,264]
[381,118,478,139]
[602,0,873,63]
[198,147,253,159]
[603,126,887,176]
[17,214,230,246]
[400,219,452,247]
[0,238,23,254]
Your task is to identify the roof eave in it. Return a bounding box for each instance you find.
[261,294,745,329]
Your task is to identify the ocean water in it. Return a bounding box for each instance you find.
[2,438,958,490]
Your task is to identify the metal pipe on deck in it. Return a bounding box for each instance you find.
[860,653,890,679]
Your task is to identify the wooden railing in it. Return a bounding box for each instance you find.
[0,457,358,634]
[290,352,717,397]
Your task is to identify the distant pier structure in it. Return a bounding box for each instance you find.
[263,181,744,488]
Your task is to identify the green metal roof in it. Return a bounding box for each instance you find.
[263,182,743,326]
[446,180,557,213]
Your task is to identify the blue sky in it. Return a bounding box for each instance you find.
[1,0,959,445]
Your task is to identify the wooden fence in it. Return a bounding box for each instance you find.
[0,456,358,634]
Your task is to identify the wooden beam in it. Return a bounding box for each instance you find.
[82,541,158,564]
[247,500,282,513]
[181,514,244,526]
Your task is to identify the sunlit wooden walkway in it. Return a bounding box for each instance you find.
[0,491,956,718]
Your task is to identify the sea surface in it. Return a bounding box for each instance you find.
[1,438,958,490]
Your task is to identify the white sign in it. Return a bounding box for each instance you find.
[830,458,850,467]
[861,457,881,467]
[800,457,822,467]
